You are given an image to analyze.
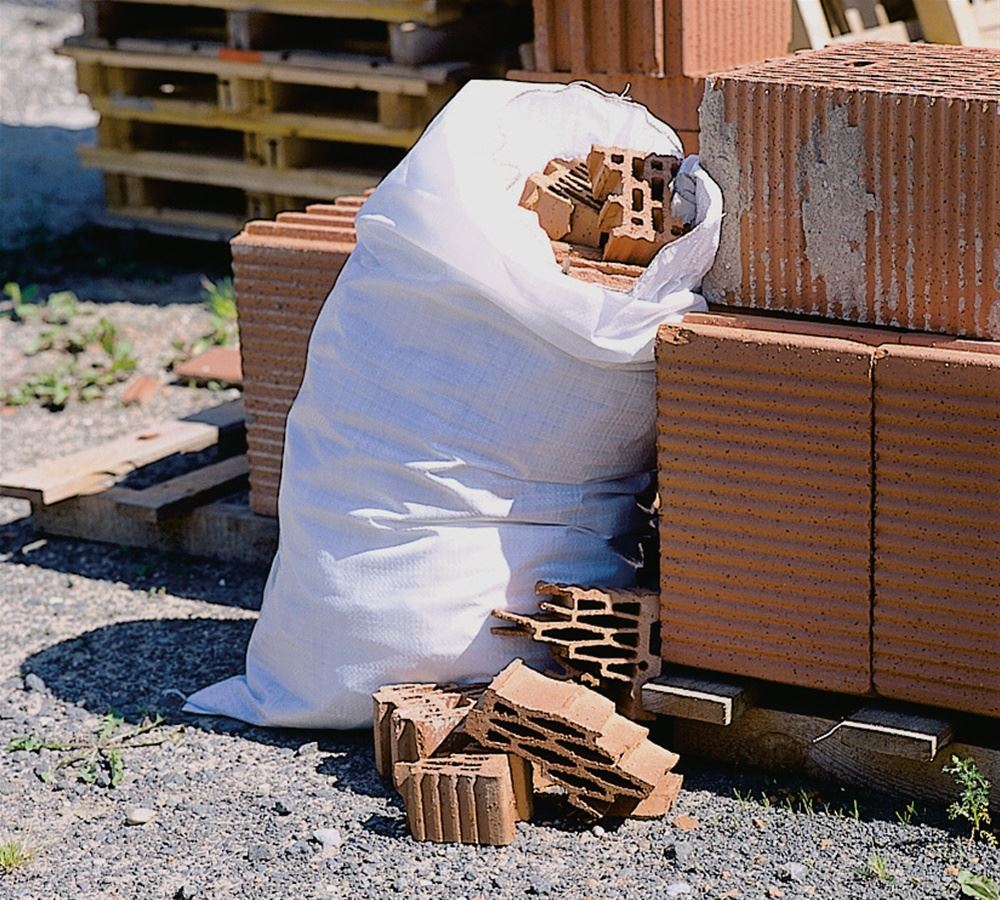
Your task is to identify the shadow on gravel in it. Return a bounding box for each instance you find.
[0,515,268,609]
[20,616,399,801]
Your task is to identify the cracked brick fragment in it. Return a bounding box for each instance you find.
[519,158,602,247]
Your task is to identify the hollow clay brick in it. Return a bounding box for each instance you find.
[372,683,483,778]
[520,158,602,247]
[394,752,533,845]
[656,321,875,695]
[492,582,661,719]
[588,146,684,265]
[530,0,790,76]
[873,344,1000,718]
[700,42,1000,339]
[465,660,679,818]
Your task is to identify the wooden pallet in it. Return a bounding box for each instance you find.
[80,0,513,64]
[643,667,1000,808]
[792,0,923,48]
[0,400,278,565]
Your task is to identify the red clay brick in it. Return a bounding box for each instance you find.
[371,683,483,778]
[506,70,703,132]
[701,42,1000,339]
[465,660,679,818]
[492,582,661,719]
[120,373,160,406]
[173,346,243,386]
[394,752,532,845]
[519,158,601,246]
[588,145,683,265]
[530,0,790,76]
[873,344,1000,718]
[656,322,875,694]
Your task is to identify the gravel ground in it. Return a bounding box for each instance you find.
[1,283,999,900]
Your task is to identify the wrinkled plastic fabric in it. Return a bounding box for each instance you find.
[185,80,723,729]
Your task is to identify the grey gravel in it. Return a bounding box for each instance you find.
[312,828,344,850]
[23,672,45,693]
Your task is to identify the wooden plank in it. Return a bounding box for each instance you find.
[642,670,757,726]
[78,147,380,199]
[837,706,954,762]
[0,401,244,506]
[793,0,834,48]
[914,0,983,43]
[115,454,249,522]
[59,39,468,92]
[671,706,1000,808]
[31,489,278,566]
[77,0,468,26]
[94,207,244,241]
[88,96,424,147]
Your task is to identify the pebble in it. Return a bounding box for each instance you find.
[592,825,606,838]
[312,828,343,849]
[125,807,155,826]
[673,840,696,871]
[247,844,275,863]
[273,798,293,816]
[295,741,319,757]
[24,672,46,693]
[528,874,554,896]
[665,883,692,898]
[783,862,809,883]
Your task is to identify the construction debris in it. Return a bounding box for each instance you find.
[519,143,687,273]
[372,683,482,780]
[465,660,680,819]
[492,582,661,719]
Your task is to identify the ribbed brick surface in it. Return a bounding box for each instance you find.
[874,343,1000,718]
[531,0,790,76]
[656,320,874,694]
[701,42,1000,340]
[230,198,362,517]
[394,752,532,845]
[506,70,703,134]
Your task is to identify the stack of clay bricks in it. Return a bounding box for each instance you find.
[655,41,1000,719]
[507,0,793,153]
[521,145,686,272]
[375,657,682,845]
[229,194,367,516]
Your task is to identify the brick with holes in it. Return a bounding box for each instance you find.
[492,582,661,719]
[519,158,602,247]
[587,146,685,265]
[394,752,533,845]
[372,683,483,778]
[465,659,680,818]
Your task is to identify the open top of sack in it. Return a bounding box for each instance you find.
[355,80,723,367]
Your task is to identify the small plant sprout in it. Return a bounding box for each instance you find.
[895,800,918,826]
[0,840,31,874]
[866,851,894,884]
[943,755,996,846]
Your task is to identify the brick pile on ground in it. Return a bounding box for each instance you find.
[373,658,682,845]
[520,144,687,275]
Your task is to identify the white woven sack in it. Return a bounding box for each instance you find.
[186,80,722,728]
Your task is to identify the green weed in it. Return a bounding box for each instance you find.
[943,755,996,846]
[6,712,179,787]
[866,852,894,884]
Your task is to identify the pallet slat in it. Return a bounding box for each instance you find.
[115,453,250,522]
[0,400,245,505]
